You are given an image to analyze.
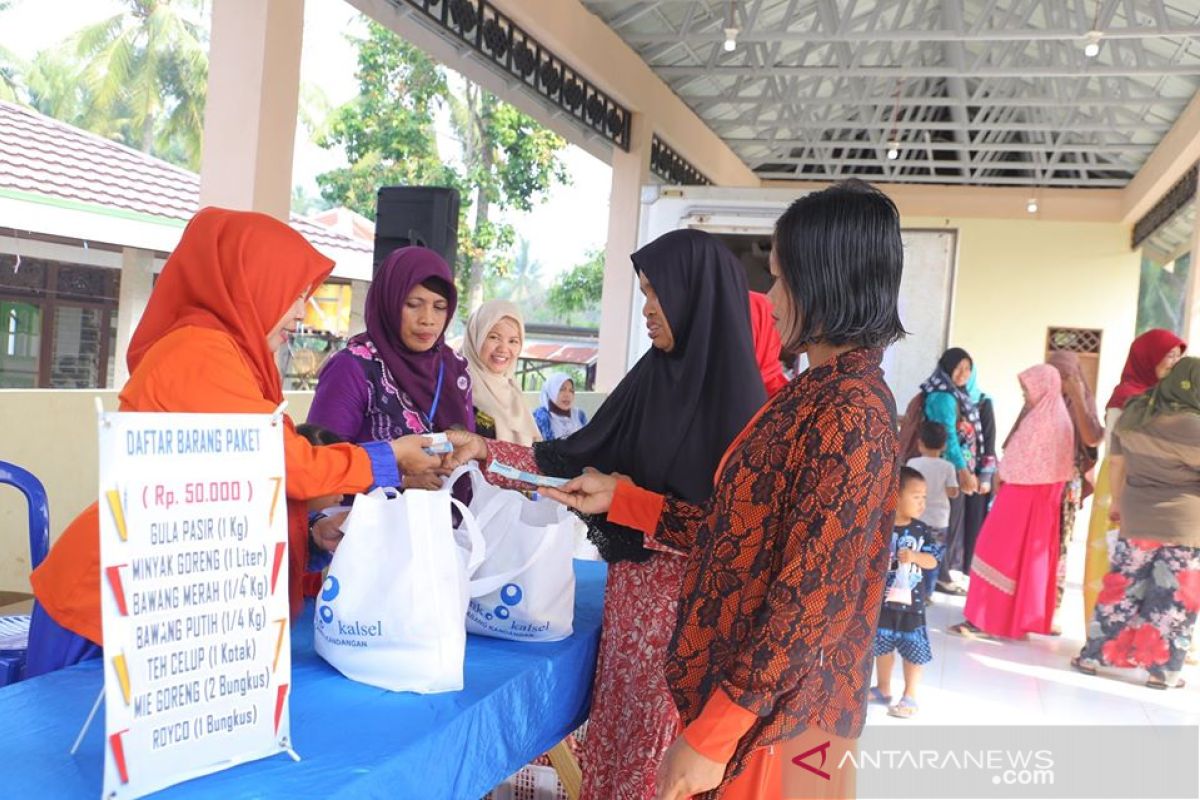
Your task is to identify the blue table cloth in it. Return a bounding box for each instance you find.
[0,560,606,799]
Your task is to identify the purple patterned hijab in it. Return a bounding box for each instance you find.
[349,247,474,431]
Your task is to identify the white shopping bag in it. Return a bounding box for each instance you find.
[571,516,601,561]
[445,465,577,642]
[314,487,484,693]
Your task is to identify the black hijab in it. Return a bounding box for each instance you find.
[535,229,768,562]
[921,346,984,466]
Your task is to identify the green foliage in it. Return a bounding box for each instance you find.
[0,56,22,103]
[291,185,331,217]
[315,23,454,216]
[315,22,569,313]
[484,238,543,305]
[71,0,208,167]
[12,0,208,169]
[507,238,544,303]
[24,48,97,129]
[490,101,571,213]
[546,248,604,326]
[1136,252,1190,336]
[0,2,23,102]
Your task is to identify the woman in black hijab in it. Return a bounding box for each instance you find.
[537,229,767,560]
[461,228,767,799]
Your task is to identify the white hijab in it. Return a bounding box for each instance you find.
[540,372,587,440]
[463,300,541,445]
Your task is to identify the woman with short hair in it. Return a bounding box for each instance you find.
[546,179,905,799]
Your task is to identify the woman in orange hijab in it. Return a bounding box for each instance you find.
[27,208,446,677]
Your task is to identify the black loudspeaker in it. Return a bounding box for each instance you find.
[373,186,461,273]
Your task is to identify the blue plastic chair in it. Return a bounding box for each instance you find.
[0,461,50,687]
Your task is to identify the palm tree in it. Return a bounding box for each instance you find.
[73,0,208,167]
[0,1,22,102]
[0,56,21,103]
[24,49,92,127]
[508,238,543,303]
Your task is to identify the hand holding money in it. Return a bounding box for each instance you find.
[487,460,571,488]
[541,469,621,515]
[422,432,454,455]
[391,434,443,475]
[439,429,491,470]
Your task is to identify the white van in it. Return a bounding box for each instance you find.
[628,185,958,405]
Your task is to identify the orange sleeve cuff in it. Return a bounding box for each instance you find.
[681,689,759,765]
[607,481,665,536]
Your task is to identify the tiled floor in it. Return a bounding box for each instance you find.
[867,531,1200,727]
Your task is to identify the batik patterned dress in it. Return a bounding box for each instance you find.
[308,339,474,443]
[605,348,899,797]
[486,440,686,800]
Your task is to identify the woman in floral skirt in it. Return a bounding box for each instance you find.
[1073,357,1200,690]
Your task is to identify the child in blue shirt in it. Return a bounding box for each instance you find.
[872,466,939,719]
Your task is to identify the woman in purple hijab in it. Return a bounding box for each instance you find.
[307,247,475,484]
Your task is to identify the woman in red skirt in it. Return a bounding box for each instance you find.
[951,364,1075,639]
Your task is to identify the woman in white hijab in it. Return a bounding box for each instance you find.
[534,372,589,441]
[463,299,541,445]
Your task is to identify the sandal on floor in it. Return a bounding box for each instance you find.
[948,621,985,639]
[936,581,967,597]
[1070,656,1098,676]
[1146,677,1186,690]
[869,687,892,705]
[887,697,919,719]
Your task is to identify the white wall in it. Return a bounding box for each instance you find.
[907,216,1141,444]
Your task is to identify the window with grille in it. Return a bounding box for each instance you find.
[0,257,119,388]
[1047,328,1102,355]
[1046,327,1103,395]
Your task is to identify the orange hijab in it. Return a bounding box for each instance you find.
[127,207,333,403]
[128,207,334,615]
[749,292,788,397]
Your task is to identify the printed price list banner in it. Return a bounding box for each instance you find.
[98,412,292,800]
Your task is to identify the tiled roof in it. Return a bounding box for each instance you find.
[0,99,370,254]
[311,207,376,243]
[522,341,599,366]
[290,215,373,255]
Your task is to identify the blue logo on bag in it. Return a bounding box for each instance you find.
[493,582,523,620]
[318,576,339,624]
